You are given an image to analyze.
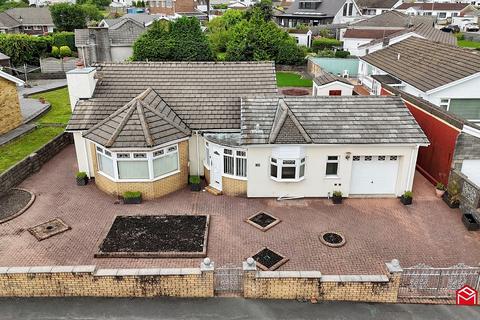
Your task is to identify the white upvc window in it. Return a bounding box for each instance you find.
[439,98,450,110]
[95,144,179,182]
[204,141,210,168]
[325,155,339,176]
[270,157,305,182]
[223,147,247,178]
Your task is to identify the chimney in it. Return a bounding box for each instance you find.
[66,60,97,111]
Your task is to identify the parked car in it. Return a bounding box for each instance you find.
[465,23,480,32]
[440,25,460,33]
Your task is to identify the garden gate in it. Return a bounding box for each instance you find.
[214,263,243,295]
[398,263,480,298]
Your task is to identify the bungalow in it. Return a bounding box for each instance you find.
[0,7,54,35]
[359,37,480,123]
[66,61,428,200]
[0,70,25,135]
[395,2,471,21]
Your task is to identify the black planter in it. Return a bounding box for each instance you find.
[400,195,412,205]
[76,176,88,186]
[190,183,201,192]
[332,195,343,204]
[123,196,142,204]
[442,191,460,209]
[462,213,480,231]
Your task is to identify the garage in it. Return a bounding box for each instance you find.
[350,155,399,195]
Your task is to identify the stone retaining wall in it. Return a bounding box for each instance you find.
[0,132,73,196]
[0,264,214,298]
[449,169,480,221]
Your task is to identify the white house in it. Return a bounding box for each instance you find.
[288,29,312,47]
[396,2,471,22]
[359,37,480,122]
[65,61,428,200]
[312,72,354,96]
[354,0,403,16]
[110,0,134,7]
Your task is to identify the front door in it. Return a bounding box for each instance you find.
[210,145,223,191]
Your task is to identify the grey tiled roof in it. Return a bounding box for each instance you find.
[361,37,480,92]
[280,0,346,18]
[0,52,9,60]
[68,62,278,132]
[351,10,434,28]
[314,72,353,86]
[355,0,399,9]
[4,8,53,26]
[84,88,191,148]
[0,12,20,28]
[371,74,401,84]
[240,96,429,145]
[396,3,469,11]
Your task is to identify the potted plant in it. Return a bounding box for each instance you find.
[189,175,201,192]
[462,213,480,231]
[123,191,142,204]
[39,97,46,104]
[332,190,343,204]
[400,191,413,205]
[76,171,88,186]
[443,180,460,208]
[435,182,446,198]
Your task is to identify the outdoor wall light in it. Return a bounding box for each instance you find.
[345,152,351,160]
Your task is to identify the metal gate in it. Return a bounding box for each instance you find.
[214,264,243,295]
[399,263,480,298]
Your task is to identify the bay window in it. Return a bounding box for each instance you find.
[95,144,179,181]
[270,157,305,182]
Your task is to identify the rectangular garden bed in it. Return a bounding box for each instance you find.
[95,215,210,258]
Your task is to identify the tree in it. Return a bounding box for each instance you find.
[80,3,103,22]
[207,9,244,53]
[132,17,214,61]
[50,4,87,31]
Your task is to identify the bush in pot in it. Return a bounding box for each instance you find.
[76,171,88,186]
[189,175,201,192]
[435,182,446,198]
[332,190,343,204]
[400,191,413,205]
[123,191,142,204]
[443,180,460,208]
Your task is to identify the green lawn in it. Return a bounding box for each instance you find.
[0,87,71,173]
[457,39,480,49]
[276,71,313,87]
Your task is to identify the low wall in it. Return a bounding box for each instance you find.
[222,176,247,196]
[449,169,480,220]
[0,265,214,298]
[0,132,73,196]
[40,57,79,74]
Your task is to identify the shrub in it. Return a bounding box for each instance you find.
[59,46,72,57]
[436,182,446,190]
[76,171,87,179]
[0,34,50,65]
[403,191,413,199]
[333,190,342,197]
[51,46,60,58]
[316,49,335,57]
[334,50,350,58]
[189,175,201,184]
[123,191,142,199]
[52,32,75,51]
[312,37,341,51]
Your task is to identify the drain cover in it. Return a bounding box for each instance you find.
[28,218,70,241]
[251,247,288,271]
[319,231,346,248]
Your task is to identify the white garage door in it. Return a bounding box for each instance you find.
[350,156,399,195]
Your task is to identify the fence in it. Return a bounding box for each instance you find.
[308,57,359,78]
[40,57,79,74]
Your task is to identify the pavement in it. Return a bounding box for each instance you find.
[0,297,478,320]
[19,79,67,123]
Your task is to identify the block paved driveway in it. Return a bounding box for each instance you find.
[0,145,479,274]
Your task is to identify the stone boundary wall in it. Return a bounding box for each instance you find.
[0,132,73,196]
[0,265,214,298]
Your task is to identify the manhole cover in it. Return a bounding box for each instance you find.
[319,231,346,248]
[28,218,70,241]
[246,211,280,231]
[251,247,288,271]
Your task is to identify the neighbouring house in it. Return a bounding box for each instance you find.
[395,2,471,22]
[110,0,135,7]
[359,37,480,122]
[0,52,11,71]
[227,0,258,9]
[0,70,25,135]
[66,61,428,200]
[288,29,312,47]
[0,8,54,35]
[29,0,75,6]
[75,17,149,64]
[275,0,363,28]
[312,72,354,96]
[145,0,201,16]
[354,0,402,16]
[98,14,163,28]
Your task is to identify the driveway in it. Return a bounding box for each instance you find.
[0,145,479,274]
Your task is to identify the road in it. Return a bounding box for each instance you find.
[0,298,478,320]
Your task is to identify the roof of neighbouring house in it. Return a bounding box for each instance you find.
[83,88,191,148]
[67,62,278,132]
[278,0,347,18]
[0,52,10,60]
[371,74,401,84]
[240,96,429,145]
[358,22,457,47]
[396,3,469,11]
[4,7,53,26]
[361,37,480,92]
[100,14,162,28]
[355,0,400,9]
[350,10,434,28]
[313,72,354,87]
[0,70,25,86]
[0,11,21,29]
[343,28,403,39]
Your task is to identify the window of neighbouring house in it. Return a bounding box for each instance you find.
[118,160,149,179]
[329,90,341,96]
[97,147,115,178]
[438,12,447,19]
[325,156,339,176]
[448,99,480,121]
[153,145,178,178]
[270,157,306,182]
[439,99,449,110]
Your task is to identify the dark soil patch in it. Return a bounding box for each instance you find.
[0,189,34,223]
[249,212,277,228]
[98,215,209,257]
[252,248,288,270]
[281,88,310,96]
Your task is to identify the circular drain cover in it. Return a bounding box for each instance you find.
[320,231,346,248]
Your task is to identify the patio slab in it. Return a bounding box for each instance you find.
[0,145,479,274]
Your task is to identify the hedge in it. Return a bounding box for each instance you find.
[312,37,342,51]
[0,34,50,66]
[51,32,76,51]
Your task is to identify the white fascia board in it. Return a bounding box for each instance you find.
[463,125,480,139]
[425,72,480,95]
[0,70,25,86]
